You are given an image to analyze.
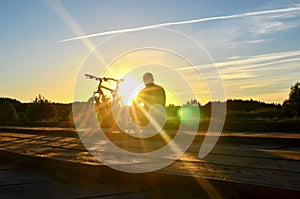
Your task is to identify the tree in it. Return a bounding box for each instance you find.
[26,95,55,121]
[282,82,300,118]
[33,94,50,104]
[184,99,201,107]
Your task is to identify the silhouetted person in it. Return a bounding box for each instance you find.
[136,73,166,109]
[131,73,166,125]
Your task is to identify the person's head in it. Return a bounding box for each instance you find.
[143,72,154,85]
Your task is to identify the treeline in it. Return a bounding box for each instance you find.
[0,95,72,126]
[223,99,283,120]
[166,99,283,121]
[0,97,295,126]
[173,81,300,121]
[0,82,299,126]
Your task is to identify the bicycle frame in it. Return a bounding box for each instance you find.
[85,74,124,129]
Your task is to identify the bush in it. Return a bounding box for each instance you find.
[0,101,19,123]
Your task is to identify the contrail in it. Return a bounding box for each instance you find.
[59,6,300,43]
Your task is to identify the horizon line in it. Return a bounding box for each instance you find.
[0,96,284,106]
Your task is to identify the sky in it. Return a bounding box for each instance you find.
[1,0,300,105]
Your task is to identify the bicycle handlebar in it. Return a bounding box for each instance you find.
[85,74,124,82]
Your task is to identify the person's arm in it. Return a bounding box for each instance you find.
[157,87,166,107]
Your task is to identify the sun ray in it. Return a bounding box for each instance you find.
[47,0,108,70]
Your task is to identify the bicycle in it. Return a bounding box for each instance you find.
[85,74,130,130]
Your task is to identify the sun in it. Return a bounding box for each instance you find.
[118,76,143,106]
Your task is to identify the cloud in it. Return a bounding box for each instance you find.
[252,18,299,36]
[175,49,300,103]
[219,52,300,103]
[176,49,300,72]
[59,6,300,42]
[244,39,265,44]
[249,6,300,36]
[227,56,241,60]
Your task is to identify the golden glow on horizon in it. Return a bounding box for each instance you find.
[95,48,211,106]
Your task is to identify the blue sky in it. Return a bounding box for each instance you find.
[1,0,300,105]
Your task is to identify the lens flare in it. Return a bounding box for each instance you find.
[177,106,201,128]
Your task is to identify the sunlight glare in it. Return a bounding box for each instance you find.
[118,76,143,105]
